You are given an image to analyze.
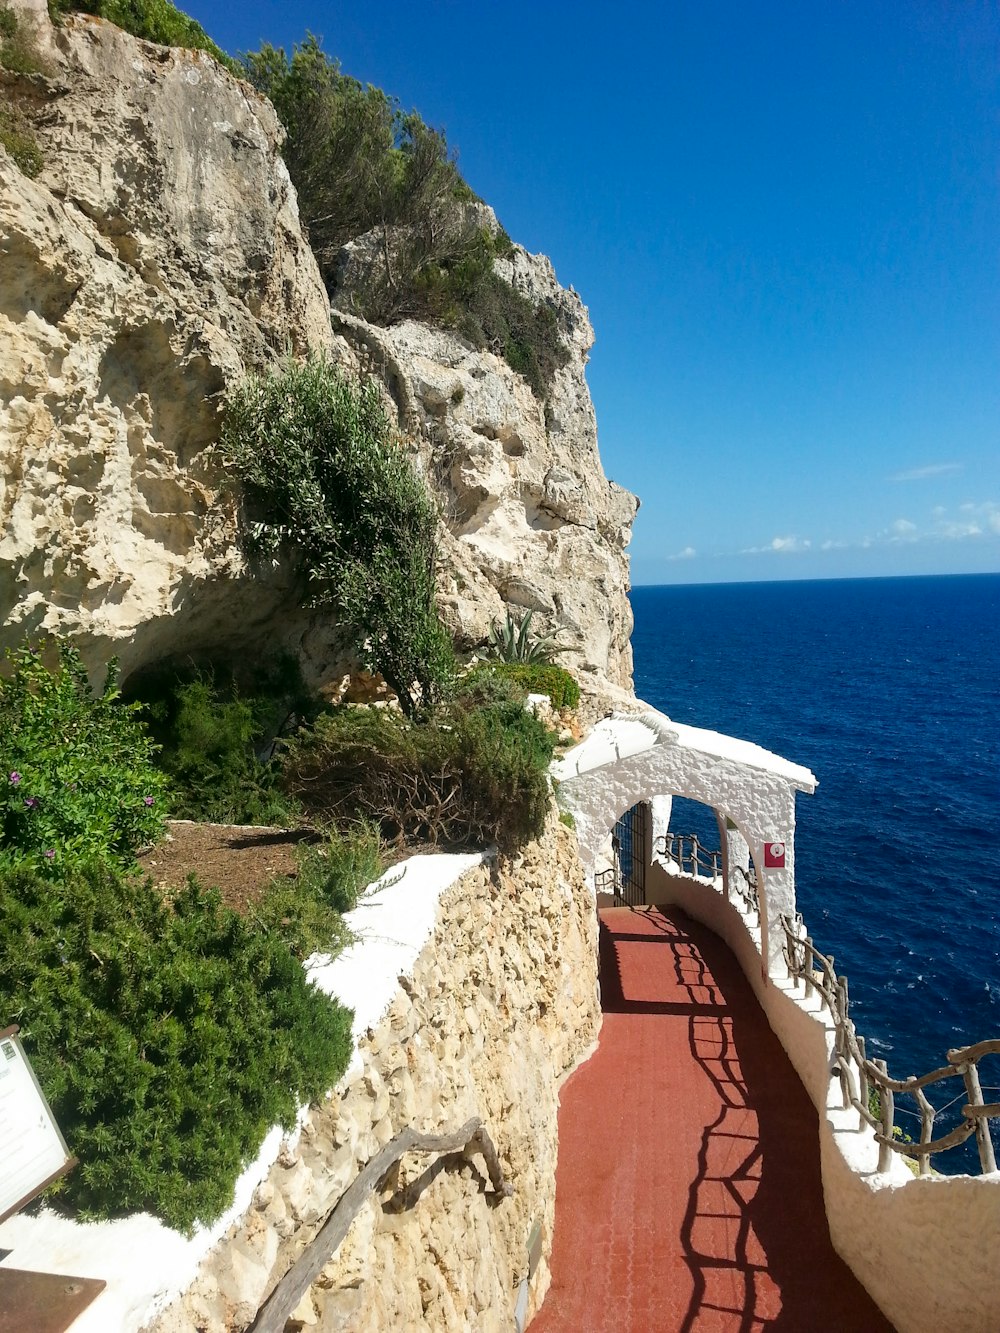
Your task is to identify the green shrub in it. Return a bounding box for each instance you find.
[463,661,580,711]
[127,655,313,825]
[222,358,454,718]
[243,37,570,398]
[283,696,555,852]
[0,4,46,73]
[47,0,238,72]
[0,103,43,175]
[0,5,46,176]
[0,857,352,1230]
[0,640,169,871]
[251,823,383,959]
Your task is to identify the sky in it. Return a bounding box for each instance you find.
[183,0,1000,586]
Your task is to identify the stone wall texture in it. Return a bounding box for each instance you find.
[149,817,600,1332]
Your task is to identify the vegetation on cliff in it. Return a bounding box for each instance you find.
[0,641,168,872]
[0,643,358,1230]
[222,357,455,719]
[46,0,238,71]
[0,4,46,175]
[285,681,557,853]
[244,36,569,398]
[0,858,352,1230]
[34,3,570,393]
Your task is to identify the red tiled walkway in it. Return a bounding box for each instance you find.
[530,906,894,1332]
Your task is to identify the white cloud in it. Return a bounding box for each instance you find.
[742,535,811,555]
[668,545,697,561]
[885,518,918,543]
[889,462,964,482]
[931,501,999,541]
[937,519,982,539]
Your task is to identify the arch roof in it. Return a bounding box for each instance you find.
[551,710,817,794]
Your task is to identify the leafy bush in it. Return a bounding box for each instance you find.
[0,641,168,871]
[251,823,383,960]
[464,661,580,711]
[222,358,454,717]
[243,37,570,398]
[0,4,46,73]
[283,696,555,851]
[47,0,238,72]
[127,655,313,825]
[0,7,46,176]
[0,103,43,175]
[0,857,352,1230]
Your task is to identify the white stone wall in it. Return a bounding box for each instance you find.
[654,872,1000,1333]
[149,817,599,1332]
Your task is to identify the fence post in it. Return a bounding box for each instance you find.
[875,1059,893,1173]
[837,976,850,1109]
[857,1035,869,1132]
[804,937,815,1000]
[961,1060,998,1174]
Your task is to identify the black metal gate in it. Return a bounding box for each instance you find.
[611,802,647,906]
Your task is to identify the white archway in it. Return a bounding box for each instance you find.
[552,710,816,975]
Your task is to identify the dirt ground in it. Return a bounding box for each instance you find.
[138,821,314,914]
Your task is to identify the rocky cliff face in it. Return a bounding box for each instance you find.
[0,2,637,701]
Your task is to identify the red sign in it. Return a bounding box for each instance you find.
[763,841,786,869]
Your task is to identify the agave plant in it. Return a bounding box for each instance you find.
[487,609,569,664]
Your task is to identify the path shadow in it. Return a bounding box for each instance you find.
[598,906,894,1332]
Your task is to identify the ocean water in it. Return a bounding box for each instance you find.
[630,573,1000,1170]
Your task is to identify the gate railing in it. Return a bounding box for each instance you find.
[654,832,721,881]
[781,913,1000,1175]
[731,864,759,919]
[594,866,620,898]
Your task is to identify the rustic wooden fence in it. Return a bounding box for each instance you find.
[731,864,759,919]
[781,914,1000,1175]
[249,1117,512,1332]
[654,832,722,881]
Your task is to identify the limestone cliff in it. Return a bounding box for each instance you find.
[0,1,638,700]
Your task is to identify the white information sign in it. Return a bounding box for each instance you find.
[0,1026,74,1223]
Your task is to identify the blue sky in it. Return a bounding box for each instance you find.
[185,1,1000,586]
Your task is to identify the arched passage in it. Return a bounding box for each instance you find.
[552,710,816,975]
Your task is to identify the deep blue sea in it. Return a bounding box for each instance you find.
[630,573,1000,1169]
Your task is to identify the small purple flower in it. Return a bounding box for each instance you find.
[143,796,155,807]
[8,771,21,785]
[24,796,38,809]
[43,850,55,860]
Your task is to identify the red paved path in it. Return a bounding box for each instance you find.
[530,906,894,1332]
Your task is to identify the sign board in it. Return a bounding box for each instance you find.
[0,1026,75,1224]
[763,841,786,869]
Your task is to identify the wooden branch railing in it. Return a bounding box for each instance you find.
[654,832,721,881]
[781,914,1000,1175]
[594,866,620,897]
[250,1117,513,1333]
[731,864,759,919]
